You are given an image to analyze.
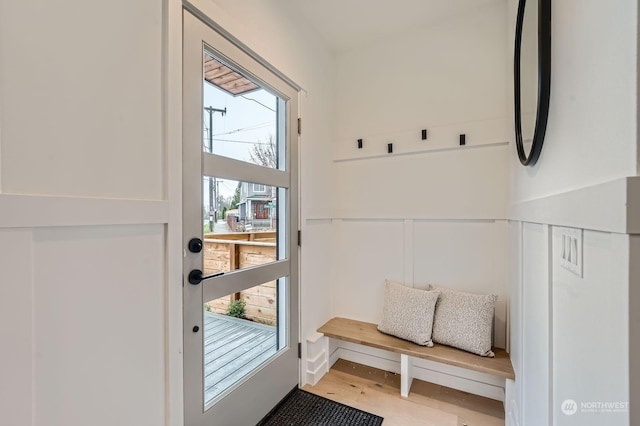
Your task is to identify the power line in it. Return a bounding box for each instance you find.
[203,138,273,146]
[212,121,274,137]
[241,95,276,112]
[221,182,235,191]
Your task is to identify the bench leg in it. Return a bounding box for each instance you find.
[400,354,413,397]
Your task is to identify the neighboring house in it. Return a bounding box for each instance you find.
[237,182,276,229]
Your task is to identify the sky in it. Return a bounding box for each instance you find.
[202,73,278,205]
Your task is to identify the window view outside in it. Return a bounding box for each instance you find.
[201,51,286,405]
[202,51,281,236]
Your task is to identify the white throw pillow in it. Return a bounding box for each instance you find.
[429,285,497,357]
[377,280,440,347]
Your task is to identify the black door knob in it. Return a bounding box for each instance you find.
[188,238,203,253]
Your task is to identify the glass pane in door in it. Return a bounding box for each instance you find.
[202,49,286,171]
[198,49,291,411]
[203,277,285,406]
[201,176,282,274]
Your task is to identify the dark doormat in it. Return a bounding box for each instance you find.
[257,388,384,426]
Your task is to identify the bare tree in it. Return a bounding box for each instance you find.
[249,135,277,168]
[230,182,241,210]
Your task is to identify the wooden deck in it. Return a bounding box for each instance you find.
[204,312,277,405]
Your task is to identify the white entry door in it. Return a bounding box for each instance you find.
[183,9,299,426]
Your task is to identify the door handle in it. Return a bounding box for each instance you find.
[188,269,224,285]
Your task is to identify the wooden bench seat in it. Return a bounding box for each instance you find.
[318,317,515,398]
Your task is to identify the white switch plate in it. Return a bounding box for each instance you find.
[559,227,583,277]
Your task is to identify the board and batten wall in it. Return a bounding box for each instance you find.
[505,1,639,425]
[305,2,514,400]
[0,0,335,425]
[0,1,168,425]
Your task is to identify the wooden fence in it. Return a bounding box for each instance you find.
[203,231,277,325]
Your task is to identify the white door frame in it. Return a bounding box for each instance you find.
[182,8,300,426]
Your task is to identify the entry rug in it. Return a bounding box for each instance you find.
[257,388,384,426]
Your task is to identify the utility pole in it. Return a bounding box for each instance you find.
[215,179,224,219]
[204,106,226,233]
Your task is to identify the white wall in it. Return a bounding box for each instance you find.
[506,1,639,425]
[508,0,638,203]
[0,0,164,199]
[333,2,509,152]
[324,1,512,396]
[0,1,334,425]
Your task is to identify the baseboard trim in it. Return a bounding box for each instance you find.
[305,360,329,386]
[505,378,519,426]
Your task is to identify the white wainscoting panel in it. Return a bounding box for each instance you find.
[413,220,509,348]
[300,219,334,385]
[31,225,166,426]
[332,220,404,324]
[552,229,629,426]
[521,222,551,426]
[0,229,35,426]
[506,220,523,426]
[631,235,640,426]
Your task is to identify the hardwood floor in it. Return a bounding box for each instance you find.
[302,359,505,426]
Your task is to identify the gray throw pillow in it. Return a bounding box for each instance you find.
[429,285,498,357]
[377,280,440,347]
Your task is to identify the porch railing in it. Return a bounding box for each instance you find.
[203,231,277,325]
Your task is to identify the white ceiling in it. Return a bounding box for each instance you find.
[286,0,503,52]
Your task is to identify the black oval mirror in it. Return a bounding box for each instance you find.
[514,0,551,166]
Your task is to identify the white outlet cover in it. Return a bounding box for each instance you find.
[558,227,583,277]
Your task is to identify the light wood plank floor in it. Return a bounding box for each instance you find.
[303,359,505,426]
